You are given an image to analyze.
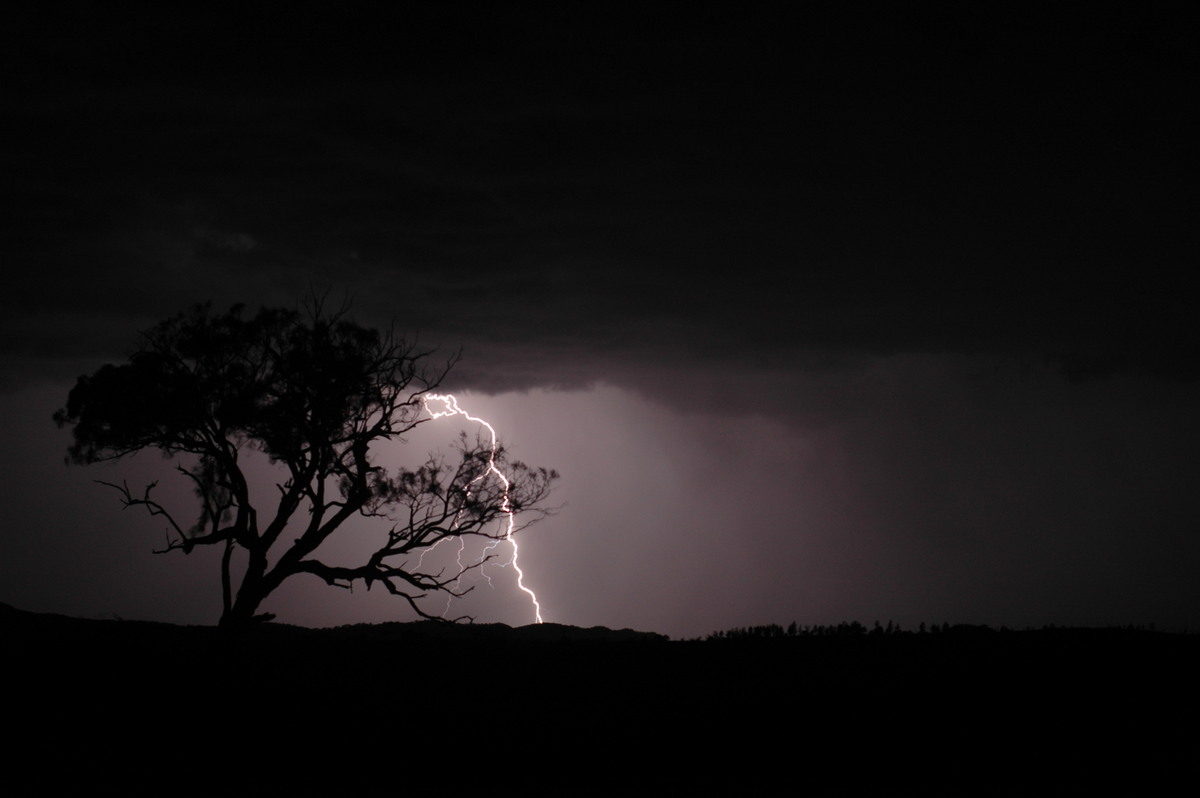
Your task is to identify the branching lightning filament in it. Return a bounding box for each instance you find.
[423,393,544,623]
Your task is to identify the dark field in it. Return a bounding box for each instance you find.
[5,603,1196,795]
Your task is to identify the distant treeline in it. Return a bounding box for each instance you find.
[706,620,1166,640]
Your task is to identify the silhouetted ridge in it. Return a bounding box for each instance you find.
[0,603,665,644]
[4,602,1195,795]
[319,619,666,643]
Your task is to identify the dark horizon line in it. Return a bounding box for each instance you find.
[3,601,1190,642]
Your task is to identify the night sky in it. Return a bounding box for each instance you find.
[2,5,1195,638]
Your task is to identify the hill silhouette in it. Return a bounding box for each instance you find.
[5,603,1194,795]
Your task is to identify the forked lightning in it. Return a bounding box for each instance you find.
[422,393,544,623]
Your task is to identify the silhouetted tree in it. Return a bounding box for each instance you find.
[54,301,557,628]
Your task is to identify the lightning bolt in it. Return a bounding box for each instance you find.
[422,393,544,624]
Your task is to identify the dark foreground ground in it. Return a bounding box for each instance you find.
[4,603,1197,796]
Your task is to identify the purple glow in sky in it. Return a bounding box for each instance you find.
[2,6,1196,637]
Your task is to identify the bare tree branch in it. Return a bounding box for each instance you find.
[58,303,558,629]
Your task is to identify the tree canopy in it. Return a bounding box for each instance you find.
[54,302,557,627]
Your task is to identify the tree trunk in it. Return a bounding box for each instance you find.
[219,550,273,628]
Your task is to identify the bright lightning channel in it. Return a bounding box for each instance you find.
[422,393,544,624]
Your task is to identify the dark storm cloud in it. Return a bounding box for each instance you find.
[3,4,1192,397]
